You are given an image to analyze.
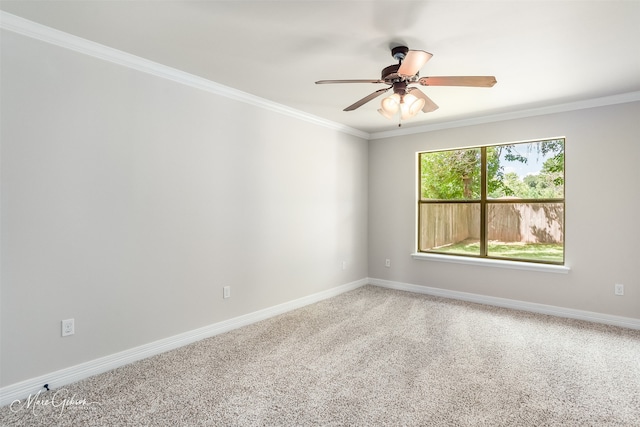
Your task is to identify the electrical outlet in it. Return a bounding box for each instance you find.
[614,284,624,296]
[342,261,347,270]
[61,319,74,337]
[223,286,231,299]
[385,259,391,268]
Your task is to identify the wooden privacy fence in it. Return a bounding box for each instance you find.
[420,204,480,250]
[420,202,563,250]
[488,203,563,244]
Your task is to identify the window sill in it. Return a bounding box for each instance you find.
[410,252,570,274]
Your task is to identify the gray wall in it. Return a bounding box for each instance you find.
[368,101,640,318]
[0,31,369,386]
[2,25,639,390]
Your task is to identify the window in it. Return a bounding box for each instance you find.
[418,138,565,265]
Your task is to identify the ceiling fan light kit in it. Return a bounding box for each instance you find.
[316,45,497,127]
[378,92,425,121]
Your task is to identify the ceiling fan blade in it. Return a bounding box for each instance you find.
[407,88,439,113]
[418,76,497,87]
[316,79,384,84]
[344,87,391,111]
[397,50,433,77]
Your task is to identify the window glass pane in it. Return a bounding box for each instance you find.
[487,140,564,199]
[417,138,565,265]
[420,148,481,200]
[487,202,564,262]
[419,203,480,255]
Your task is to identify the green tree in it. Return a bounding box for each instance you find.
[486,146,505,196]
[541,153,564,188]
[421,139,564,200]
[420,148,481,199]
[503,172,528,197]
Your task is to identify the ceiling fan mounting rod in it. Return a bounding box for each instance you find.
[391,46,409,62]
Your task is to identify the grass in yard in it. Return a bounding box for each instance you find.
[432,239,563,262]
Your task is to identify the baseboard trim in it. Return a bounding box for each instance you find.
[0,278,368,407]
[5,277,635,406]
[368,278,640,330]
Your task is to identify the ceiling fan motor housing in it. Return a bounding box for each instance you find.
[381,64,410,96]
[381,64,400,82]
[393,81,408,95]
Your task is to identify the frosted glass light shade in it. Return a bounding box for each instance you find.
[400,93,425,120]
[380,93,401,117]
[378,108,394,119]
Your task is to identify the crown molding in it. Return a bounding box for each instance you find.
[0,11,370,140]
[3,11,638,144]
[369,91,640,140]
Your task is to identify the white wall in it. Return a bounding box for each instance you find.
[0,31,369,387]
[368,102,640,319]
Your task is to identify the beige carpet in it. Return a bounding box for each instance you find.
[2,285,639,426]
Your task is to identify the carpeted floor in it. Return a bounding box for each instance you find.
[2,285,639,426]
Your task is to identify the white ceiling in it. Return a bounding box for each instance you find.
[2,1,639,134]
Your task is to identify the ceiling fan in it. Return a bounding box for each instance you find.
[316,46,497,125]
